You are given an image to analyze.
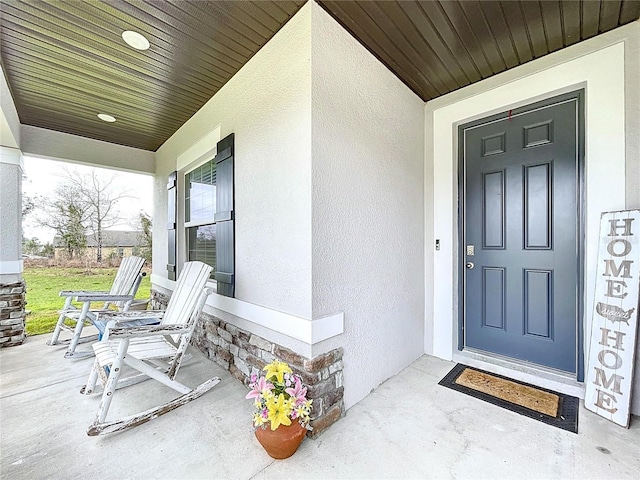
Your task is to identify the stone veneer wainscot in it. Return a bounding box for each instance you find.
[151,289,344,436]
[0,281,26,347]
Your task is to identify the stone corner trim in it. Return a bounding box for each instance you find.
[0,281,27,347]
[151,289,345,437]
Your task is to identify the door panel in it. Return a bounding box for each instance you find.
[463,96,580,374]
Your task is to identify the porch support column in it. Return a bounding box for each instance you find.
[0,146,26,347]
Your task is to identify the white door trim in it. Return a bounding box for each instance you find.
[426,42,626,382]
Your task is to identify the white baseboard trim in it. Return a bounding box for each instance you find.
[0,260,23,274]
[0,146,23,168]
[151,274,343,346]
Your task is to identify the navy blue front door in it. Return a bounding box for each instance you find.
[461,93,582,374]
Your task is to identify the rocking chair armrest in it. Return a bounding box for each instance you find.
[75,294,135,303]
[59,290,110,298]
[59,308,113,315]
[96,310,165,323]
[106,323,189,339]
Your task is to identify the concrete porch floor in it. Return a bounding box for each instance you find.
[1,334,639,479]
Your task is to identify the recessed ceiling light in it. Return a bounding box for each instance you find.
[97,113,116,123]
[122,30,150,50]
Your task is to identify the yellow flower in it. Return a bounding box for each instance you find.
[266,394,292,430]
[253,412,266,427]
[263,360,292,384]
[295,406,310,422]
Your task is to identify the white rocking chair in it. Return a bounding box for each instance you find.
[81,261,220,436]
[48,255,148,358]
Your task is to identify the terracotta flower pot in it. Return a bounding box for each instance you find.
[254,421,307,459]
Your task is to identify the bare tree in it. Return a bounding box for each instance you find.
[134,211,152,262]
[59,168,130,262]
[37,168,130,262]
[22,237,41,256]
[22,195,35,218]
[37,184,90,259]
[22,172,35,217]
[22,237,55,258]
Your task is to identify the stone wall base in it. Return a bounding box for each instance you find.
[151,289,344,436]
[0,281,26,347]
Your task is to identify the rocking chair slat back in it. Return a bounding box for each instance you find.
[108,256,146,309]
[162,261,212,328]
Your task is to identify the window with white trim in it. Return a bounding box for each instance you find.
[185,159,217,278]
[168,133,234,296]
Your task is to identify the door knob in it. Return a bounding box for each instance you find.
[466,262,474,269]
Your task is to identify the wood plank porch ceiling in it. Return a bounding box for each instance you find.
[0,0,306,151]
[1,1,638,152]
[318,0,640,104]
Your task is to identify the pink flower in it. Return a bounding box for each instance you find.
[285,376,307,404]
[245,377,274,399]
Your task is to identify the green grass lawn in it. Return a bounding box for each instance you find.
[23,266,151,336]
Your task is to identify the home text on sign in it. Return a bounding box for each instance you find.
[585,210,640,428]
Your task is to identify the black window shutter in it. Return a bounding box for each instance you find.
[167,171,177,280]
[214,134,235,297]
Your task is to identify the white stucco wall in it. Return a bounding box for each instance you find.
[310,4,425,409]
[20,125,155,174]
[150,2,425,409]
[1,65,20,149]
[154,3,313,321]
[0,148,23,280]
[426,21,640,414]
[0,65,23,282]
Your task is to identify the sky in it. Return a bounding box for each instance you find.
[22,156,154,244]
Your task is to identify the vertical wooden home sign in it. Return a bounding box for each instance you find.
[585,210,640,427]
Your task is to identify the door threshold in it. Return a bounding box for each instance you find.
[453,348,585,399]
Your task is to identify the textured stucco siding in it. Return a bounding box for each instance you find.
[0,65,20,149]
[153,3,313,320]
[0,163,21,261]
[20,125,154,174]
[310,3,426,409]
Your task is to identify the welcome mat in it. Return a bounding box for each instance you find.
[438,364,579,433]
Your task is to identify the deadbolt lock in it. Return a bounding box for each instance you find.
[466,245,475,256]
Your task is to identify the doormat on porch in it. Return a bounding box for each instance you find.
[438,364,578,433]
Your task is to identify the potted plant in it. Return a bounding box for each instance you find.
[246,360,313,459]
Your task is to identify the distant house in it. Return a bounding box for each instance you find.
[53,230,143,261]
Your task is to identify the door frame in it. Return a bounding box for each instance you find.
[456,90,586,381]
